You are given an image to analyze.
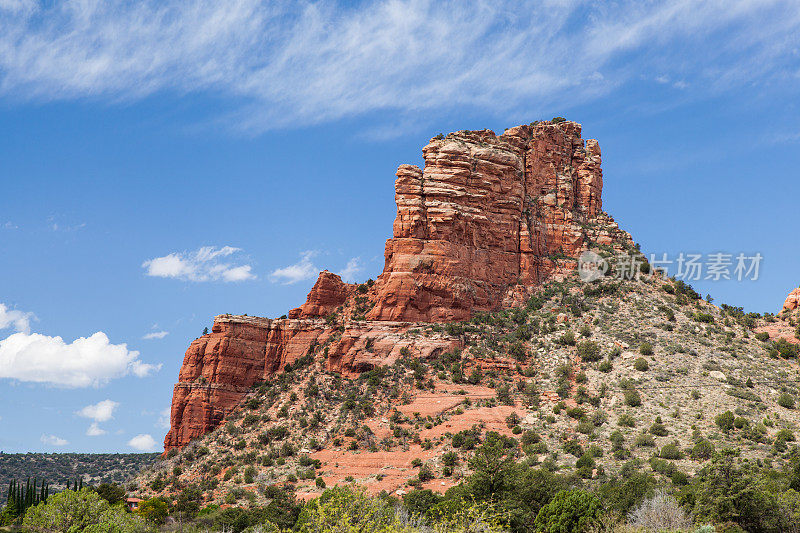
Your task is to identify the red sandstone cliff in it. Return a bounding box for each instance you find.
[164,120,634,451]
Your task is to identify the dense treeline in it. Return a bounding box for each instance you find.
[0,452,159,500]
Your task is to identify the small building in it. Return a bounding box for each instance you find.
[125,497,143,511]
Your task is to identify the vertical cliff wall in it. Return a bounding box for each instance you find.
[366,121,603,322]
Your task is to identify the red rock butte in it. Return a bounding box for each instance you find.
[164,120,634,451]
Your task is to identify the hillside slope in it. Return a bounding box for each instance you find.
[131,270,800,506]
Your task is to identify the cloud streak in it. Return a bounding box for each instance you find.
[338,257,362,283]
[0,1,796,133]
[270,251,318,285]
[143,246,256,282]
[40,434,68,446]
[143,330,169,340]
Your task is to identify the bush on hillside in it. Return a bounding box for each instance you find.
[533,489,603,533]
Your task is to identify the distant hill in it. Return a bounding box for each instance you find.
[0,453,159,499]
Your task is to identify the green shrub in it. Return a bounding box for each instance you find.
[577,341,601,362]
[618,413,636,427]
[650,421,669,437]
[598,360,612,373]
[755,332,770,342]
[635,433,656,447]
[559,331,576,346]
[567,407,586,420]
[576,454,596,478]
[639,342,654,355]
[660,443,684,460]
[634,358,649,371]
[778,393,795,409]
[624,389,642,407]
[715,411,735,431]
[533,489,603,533]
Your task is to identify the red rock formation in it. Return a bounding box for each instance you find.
[165,120,631,451]
[367,122,605,322]
[164,314,458,450]
[288,271,354,319]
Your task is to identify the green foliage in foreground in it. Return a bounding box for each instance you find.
[22,488,147,532]
[295,485,505,533]
[9,438,800,533]
[533,489,603,533]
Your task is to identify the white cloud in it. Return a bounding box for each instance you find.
[0,1,796,133]
[338,257,362,283]
[86,422,106,436]
[0,303,34,334]
[142,246,256,282]
[270,251,318,285]
[143,330,169,340]
[0,331,160,387]
[129,359,162,378]
[78,399,119,422]
[128,433,157,451]
[40,434,68,446]
[3,221,18,229]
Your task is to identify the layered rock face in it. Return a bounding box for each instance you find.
[164,312,459,450]
[367,122,604,322]
[165,120,625,450]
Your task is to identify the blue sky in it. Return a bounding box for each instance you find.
[0,0,799,453]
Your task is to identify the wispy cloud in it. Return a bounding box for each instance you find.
[157,407,170,429]
[0,1,796,133]
[40,434,68,446]
[270,251,318,285]
[127,433,157,451]
[338,257,362,283]
[142,246,255,282]
[86,422,106,436]
[143,330,169,340]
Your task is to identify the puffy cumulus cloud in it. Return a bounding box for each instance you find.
[0,303,35,333]
[0,1,797,133]
[338,257,362,283]
[142,246,256,282]
[143,330,169,340]
[270,251,318,285]
[40,434,68,446]
[0,331,161,387]
[128,433,157,451]
[77,399,119,422]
